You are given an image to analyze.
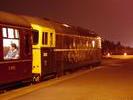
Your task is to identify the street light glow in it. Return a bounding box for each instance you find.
[107,53,111,57]
[124,52,127,56]
[62,24,70,27]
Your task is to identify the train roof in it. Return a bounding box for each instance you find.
[0,11,31,28]
[21,16,53,28]
[47,20,78,34]
[21,15,99,37]
[48,20,98,37]
[74,27,98,37]
[21,16,78,34]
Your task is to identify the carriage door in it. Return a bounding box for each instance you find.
[41,32,55,76]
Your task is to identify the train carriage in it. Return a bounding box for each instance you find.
[22,16,56,81]
[0,11,32,89]
[22,16,102,81]
[50,22,102,74]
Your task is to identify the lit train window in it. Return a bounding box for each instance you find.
[97,37,101,48]
[42,32,48,45]
[2,28,7,38]
[8,28,14,38]
[2,28,20,60]
[73,40,76,47]
[92,40,95,48]
[15,29,19,38]
[86,41,89,47]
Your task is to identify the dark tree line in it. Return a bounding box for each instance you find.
[102,40,133,55]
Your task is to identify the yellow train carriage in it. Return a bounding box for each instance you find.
[32,24,55,81]
[22,16,56,81]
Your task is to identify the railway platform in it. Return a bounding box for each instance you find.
[1,55,133,100]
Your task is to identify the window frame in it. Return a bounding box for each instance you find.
[2,27,20,60]
[32,29,39,45]
[50,32,53,46]
[42,32,48,45]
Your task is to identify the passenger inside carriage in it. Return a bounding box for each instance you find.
[4,43,19,60]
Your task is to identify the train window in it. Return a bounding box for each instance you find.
[32,30,39,45]
[2,28,20,60]
[15,29,19,38]
[50,33,53,46]
[86,41,89,47]
[24,33,31,56]
[92,40,95,48]
[73,40,76,47]
[42,32,48,45]
[2,28,7,38]
[97,37,102,48]
[8,28,14,38]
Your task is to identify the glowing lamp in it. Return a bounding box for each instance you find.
[107,53,111,57]
[124,52,127,56]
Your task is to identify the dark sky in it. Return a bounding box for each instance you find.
[0,0,133,47]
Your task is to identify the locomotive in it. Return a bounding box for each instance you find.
[22,15,102,82]
[0,11,101,88]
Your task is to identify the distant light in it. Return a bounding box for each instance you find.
[62,24,70,27]
[97,37,101,40]
[107,53,111,57]
[124,52,127,56]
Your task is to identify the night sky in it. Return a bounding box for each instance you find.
[0,0,133,47]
